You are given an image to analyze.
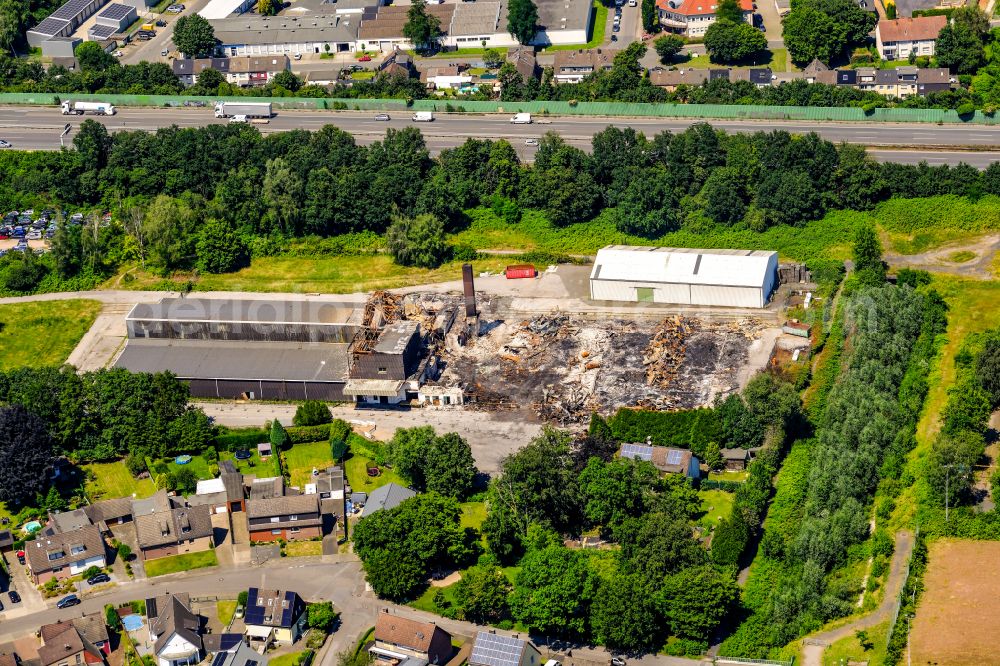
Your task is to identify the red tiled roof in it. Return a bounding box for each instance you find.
[876,15,947,43]
[655,0,752,16]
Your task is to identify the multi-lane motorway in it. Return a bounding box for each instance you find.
[3,105,1000,166]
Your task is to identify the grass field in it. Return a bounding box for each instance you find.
[285,441,336,487]
[285,540,323,557]
[707,470,749,483]
[0,300,101,370]
[144,550,219,577]
[113,255,510,294]
[680,48,790,72]
[84,462,157,501]
[460,501,487,531]
[217,600,237,626]
[697,489,734,530]
[220,450,270,478]
[910,540,1000,665]
[946,250,977,263]
[167,455,213,480]
[344,443,407,493]
[268,652,307,666]
[822,620,889,666]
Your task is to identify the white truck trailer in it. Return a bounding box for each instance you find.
[214,102,273,119]
[61,101,116,115]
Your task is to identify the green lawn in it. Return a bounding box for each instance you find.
[707,470,749,483]
[285,441,336,487]
[285,540,323,557]
[269,652,308,666]
[0,300,102,370]
[822,620,889,666]
[166,455,213,480]
[344,438,407,493]
[113,255,510,294]
[220,450,270,478]
[351,71,375,80]
[217,600,237,626]
[542,1,606,52]
[144,550,219,577]
[678,47,791,72]
[697,489,735,530]
[460,502,487,531]
[84,461,157,501]
[410,580,460,613]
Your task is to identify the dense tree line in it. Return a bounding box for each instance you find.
[0,367,212,464]
[385,426,478,499]
[4,121,1000,288]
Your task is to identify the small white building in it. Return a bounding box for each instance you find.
[589,246,779,308]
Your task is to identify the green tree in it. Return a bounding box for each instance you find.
[307,602,337,631]
[704,19,767,63]
[386,212,450,268]
[403,0,442,49]
[270,419,289,451]
[75,41,116,71]
[510,544,596,637]
[588,413,614,441]
[142,195,198,272]
[659,564,739,640]
[388,425,436,489]
[272,69,302,92]
[641,0,657,32]
[974,333,1000,407]
[852,222,885,286]
[117,542,133,562]
[716,0,745,22]
[293,400,332,426]
[936,23,984,75]
[195,218,248,273]
[483,48,503,68]
[704,442,723,470]
[781,0,876,65]
[169,466,199,494]
[262,157,304,234]
[951,5,989,39]
[754,169,822,226]
[257,0,280,15]
[590,573,661,651]
[507,0,539,44]
[173,14,217,57]
[73,119,113,169]
[454,564,512,623]
[105,604,122,630]
[425,433,477,499]
[654,34,685,63]
[45,486,66,512]
[194,67,226,94]
[615,166,679,237]
[579,457,658,531]
[329,419,352,462]
[0,0,25,55]
[701,166,747,224]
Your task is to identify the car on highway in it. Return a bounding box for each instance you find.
[87,572,111,585]
[8,591,20,604]
[525,138,539,146]
[375,113,391,121]
[0,140,10,149]
[57,594,80,609]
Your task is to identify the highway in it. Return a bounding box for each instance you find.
[2,105,1000,166]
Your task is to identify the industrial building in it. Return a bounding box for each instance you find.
[27,0,108,51]
[115,298,363,400]
[210,14,361,55]
[589,246,779,308]
[88,3,135,40]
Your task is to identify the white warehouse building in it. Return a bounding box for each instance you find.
[589,246,779,308]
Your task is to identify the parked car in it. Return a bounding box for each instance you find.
[0,599,4,612]
[358,55,372,61]
[87,573,111,585]
[610,34,617,40]
[612,23,620,31]
[525,138,539,146]
[56,594,80,609]
[166,3,184,11]
[16,550,24,565]
[155,19,167,26]
[26,230,41,240]
[0,140,11,148]
[374,113,391,121]
[294,53,302,60]
[611,659,626,666]
[8,591,21,604]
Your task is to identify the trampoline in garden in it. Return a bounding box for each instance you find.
[174,455,192,464]
[122,615,143,631]
[234,450,253,460]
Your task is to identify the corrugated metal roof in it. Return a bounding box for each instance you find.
[590,246,776,288]
[115,339,350,382]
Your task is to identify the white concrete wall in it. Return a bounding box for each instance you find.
[590,279,768,308]
[68,553,106,574]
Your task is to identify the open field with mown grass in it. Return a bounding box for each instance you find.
[144,550,218,577]
[0,299,101,370]
[84,461,157,501]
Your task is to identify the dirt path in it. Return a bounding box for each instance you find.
[885,234,1000,280]
[800,530,915,666]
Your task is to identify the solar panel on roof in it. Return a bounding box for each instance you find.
[246,661,258,666]
[146,597,158,619]
[29,16,70,35]
[212,653,228,666]
[98,3,132,19]
[470,632,526,666]
[219,635,241,650]
[620,443,653,461]
[666,449,684,465]
[89,24,117,37]
[50,0,99,21]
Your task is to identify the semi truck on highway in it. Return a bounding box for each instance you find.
[214,102,273,119]
[61,101,116,116]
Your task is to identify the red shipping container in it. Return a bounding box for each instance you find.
[505,264,536,279]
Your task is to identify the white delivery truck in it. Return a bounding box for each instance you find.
[411,111,434,122]
[61,101,116,116]
[510,112,532,124]
[214,102,273,119]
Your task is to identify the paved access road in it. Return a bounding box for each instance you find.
[2,106,1000,166]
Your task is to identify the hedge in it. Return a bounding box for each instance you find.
[213,428,268,452]
[287,424,331,444]
[608,407,720,456]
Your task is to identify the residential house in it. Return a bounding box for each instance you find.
[220,460,246,512]
[469,631,542,666]
[506,46,538,81]
[209,642,269,666]
[25,524,106,584]
[146,594,204,666]
[171,57,232,86]
[84,498,134,529]
[617,443,701,479]
[362,483,415,517]
[132,491,213,561]
[306,466,346,531]
[378,48,413,79]
[0,530,13,552]
[422,66,473,90]
[304,68,343,86]
[0,654,17,666]
[246,494,322,542]
[172,55,289,87]
[370,610,453,666]
[244,588,307,646]
[655,0,753,37]
[917,67,953,95]
[649,67,711,91]
[802,58,829,84]
[249,476,286,501]
[719,448,750,471]
[201,634,246,655]
[189,478,230,514]
[70,616,110,658]
[875,15,947,61]
[552,48,618,83]
[38,620,106,666]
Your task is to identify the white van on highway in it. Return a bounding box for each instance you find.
[412,111,434,122]
[229,115,249,123]
[510,112,532,124]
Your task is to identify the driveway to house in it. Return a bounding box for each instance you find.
[800,530,915,666]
